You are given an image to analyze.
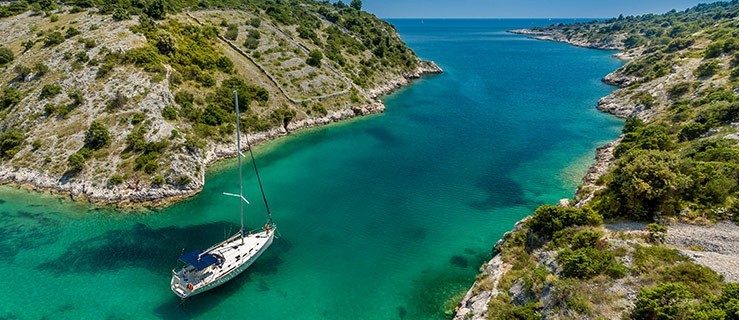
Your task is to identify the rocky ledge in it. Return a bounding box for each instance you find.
[366,60,443,99]
[508,29,625,51]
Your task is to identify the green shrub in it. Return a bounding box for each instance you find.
[633,91,656,108]
[14,64,32,80]
[527,205,602,238]
[151,175,165,187]
[646,223,668,244]
[705,41,726,58]
[44,31,64,47]
[84,121,111,150]
[67,153,86,171]
[108,174,124,185]
[632,245,686,274]
[175,175,191,186]
[0,130,25,159]
[224,25,238,41]
[0,46,14,66]
[602,150,688,220]
[306,50,323,67]
[570,229,603,250]
[557,247,619,279]
[662,262,723,298]
[613,125,674,158]
[679,122,708,141]
[39,85,62,100]
[668,82,693,98]
[633,283,694,319]
[65,27,81,39]
[162,105,178,120]
[126,45,160,65]
[249,17,261,28]
[112,7,130,20]
[22,40,34,51]
[33,62,49,76]
[695,60,719,78]
[0,87,22,111]
[68,90,84,106]
[130,113,145,124]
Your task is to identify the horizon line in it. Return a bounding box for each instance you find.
[380,17,607,20]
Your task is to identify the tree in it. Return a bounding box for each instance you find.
[605,150,689,219]
[306,50,323,67]
[0,46,13,66]
[350,0,362,10]
[84,121,111,150]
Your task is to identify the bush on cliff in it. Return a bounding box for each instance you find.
[597,150,688,220]
[527,205,602,239]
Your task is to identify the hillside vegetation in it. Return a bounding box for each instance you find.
[458,1,739,319]
[0,0,439,205]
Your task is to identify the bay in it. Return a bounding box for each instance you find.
[0,19,623,319]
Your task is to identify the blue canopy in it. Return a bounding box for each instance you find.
[179,250,221,271]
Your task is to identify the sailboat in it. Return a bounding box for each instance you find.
[170,90,276,299]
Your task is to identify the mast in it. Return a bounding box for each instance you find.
[234,90,245,241]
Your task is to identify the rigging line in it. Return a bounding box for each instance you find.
[243,120,273,225]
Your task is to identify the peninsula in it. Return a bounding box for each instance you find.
[457,2,739,319]
[0,0,441,207]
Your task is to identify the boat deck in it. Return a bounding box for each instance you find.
[171,229,273,298]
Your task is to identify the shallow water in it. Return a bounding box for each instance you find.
[0,19,623,319]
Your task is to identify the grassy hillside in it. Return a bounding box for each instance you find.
[0,0,439,205]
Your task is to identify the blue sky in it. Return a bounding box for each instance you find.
[358,0,721,18]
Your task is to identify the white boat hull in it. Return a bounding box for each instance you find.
[170,228,275,298]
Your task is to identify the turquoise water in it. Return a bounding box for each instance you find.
[0,19,623,319]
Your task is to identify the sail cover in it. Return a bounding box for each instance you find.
[179,250,221,270]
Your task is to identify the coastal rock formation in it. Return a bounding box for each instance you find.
[508,29,625,50]
[454,219,528,320]
[366,61,443,99]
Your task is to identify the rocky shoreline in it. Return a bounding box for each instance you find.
[0,62,441,208]
[456,26,739,318]
[508,28,625,51]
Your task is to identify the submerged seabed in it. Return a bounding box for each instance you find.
[0,19,622,319]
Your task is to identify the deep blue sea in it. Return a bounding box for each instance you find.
[0,19,623,319]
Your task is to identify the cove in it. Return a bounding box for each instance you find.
[0,19,623,319]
